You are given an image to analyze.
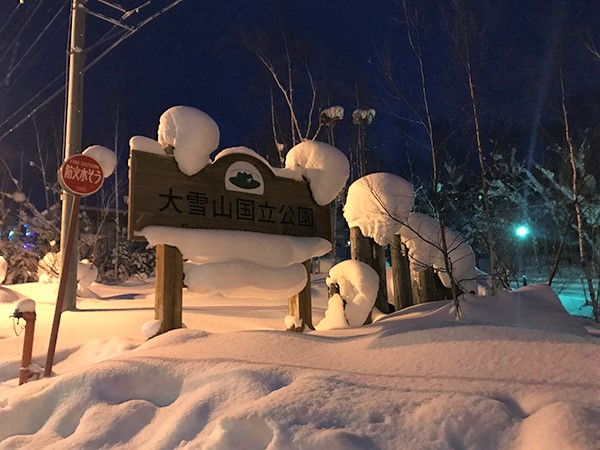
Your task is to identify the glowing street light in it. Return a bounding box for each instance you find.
[515,225,530,239]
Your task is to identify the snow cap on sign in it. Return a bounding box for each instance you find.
[157,106,220,176]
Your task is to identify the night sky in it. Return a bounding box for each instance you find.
[1,0,599,204]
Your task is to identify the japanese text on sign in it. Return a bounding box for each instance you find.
[157,188,315,228]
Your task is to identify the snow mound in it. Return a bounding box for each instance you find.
[344,173,414,246]
[317,260,379,330]
[184,261,307,299]
[142,320,161,339]
[285,140,349,205]
[399,212,476,293]
[82,145,116,177]
[157,106,220,176]
[77,259,98,291]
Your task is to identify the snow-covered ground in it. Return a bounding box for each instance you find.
[0,270,598,450]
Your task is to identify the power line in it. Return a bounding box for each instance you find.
[0,0,185,142]
[0,3,21,37]
[0,0,45,63]
[2,1,69,84]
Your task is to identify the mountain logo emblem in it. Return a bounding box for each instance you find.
[229,171,261,189]
[225,160,264,195]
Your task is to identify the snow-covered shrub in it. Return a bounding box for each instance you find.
[399,212,477,294]
[316,260,379,330]
[37,251,60,283]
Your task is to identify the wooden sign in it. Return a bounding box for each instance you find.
[128,150,331,241]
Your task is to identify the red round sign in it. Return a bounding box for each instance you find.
[58,154,104,196]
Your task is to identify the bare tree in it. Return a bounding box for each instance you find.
[401,0,462,315]
[559,66,599,322]
[450,0,497,292]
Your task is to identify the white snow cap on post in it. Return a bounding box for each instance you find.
[285,140,349,205]
[399,212,477,294]
[82,145,116,177]
[158,106,220,176]
[344,173,414,246]
[15,299,36,313]
[316,260,379,330]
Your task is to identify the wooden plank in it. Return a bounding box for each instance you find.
[155,244,183,333]
[129,150,331,241]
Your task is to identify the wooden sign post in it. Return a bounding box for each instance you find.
[128,150,331,333]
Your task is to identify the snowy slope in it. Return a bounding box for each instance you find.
[0,278,599,449]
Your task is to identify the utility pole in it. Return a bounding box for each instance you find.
[61,0,87,311]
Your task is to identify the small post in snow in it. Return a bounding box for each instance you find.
[155,244,183,333]
[10,300,39,385]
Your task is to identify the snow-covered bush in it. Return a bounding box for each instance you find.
[399,212,477,294]
[37,251,60,283]
[316,260,379,330]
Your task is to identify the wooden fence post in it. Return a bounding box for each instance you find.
[288,260,313,331]
[391,234,413,310]
[156,244,183,333]
[412,267,437,304]
[350,226,389,313]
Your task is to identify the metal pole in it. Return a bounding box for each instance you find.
[60,0,87,311]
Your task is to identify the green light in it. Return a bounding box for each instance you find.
[515,225,529,238]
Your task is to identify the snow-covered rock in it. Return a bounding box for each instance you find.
[344,173,414,246]
[399,212,477,294]
[316,260,379,330]
[285,140,349,205]
[82,145,116,177]
[157,106,220,176]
